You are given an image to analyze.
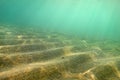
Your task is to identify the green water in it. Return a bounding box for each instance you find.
[0,0,120,41]
[0,1,120,80]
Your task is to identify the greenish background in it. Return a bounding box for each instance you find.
[0,0,120,41]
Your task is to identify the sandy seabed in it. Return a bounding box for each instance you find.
[0,25,120,80]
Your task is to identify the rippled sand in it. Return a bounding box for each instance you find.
[0,25,120,80]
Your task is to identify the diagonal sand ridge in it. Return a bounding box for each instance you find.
[0,25,120,80]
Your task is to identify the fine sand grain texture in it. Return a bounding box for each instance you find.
[0,25,120,80]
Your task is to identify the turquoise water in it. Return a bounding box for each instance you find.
[0,0,120,41]
[0,1,120,80]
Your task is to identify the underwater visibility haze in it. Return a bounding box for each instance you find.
[0,0,120,80]
[0,0,120,40]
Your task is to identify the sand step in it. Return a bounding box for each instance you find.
[89,64,120,80]
[0,42,65,53]
[0,47,64,71]
[0,45,93,71]
[0,39,44,45]
[0,39,90,53]
[114,60,120,72]
[0,35,72,45]
[0,34,50,39]
[0,51,96,80]
[81,60,120,80]
[95,56,120,66]
[0,38,72,45]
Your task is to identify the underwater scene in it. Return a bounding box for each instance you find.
[0,0,120,80]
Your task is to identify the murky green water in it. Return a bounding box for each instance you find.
[0,0,120,80]
[0,0,120,41]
